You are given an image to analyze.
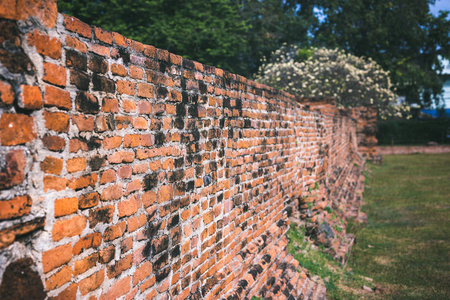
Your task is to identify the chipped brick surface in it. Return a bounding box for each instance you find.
[0,2,376,299]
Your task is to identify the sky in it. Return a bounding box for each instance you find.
[429,0,450,17]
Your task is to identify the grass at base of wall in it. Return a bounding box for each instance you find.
[287,153,450,299]
[287,226,375,299]
[347,154,450,300]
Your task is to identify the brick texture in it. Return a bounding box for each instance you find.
[0,3,376,300]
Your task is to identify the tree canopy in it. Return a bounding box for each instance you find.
[58,0,450,108]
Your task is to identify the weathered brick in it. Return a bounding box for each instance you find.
[88,205,114,228]
[66,49,87,71]
[78,192,99,209]
[74,253,98,276]
[64,15,92,38]
[138,83,154,98]
[67,157,87,173]
[65,35,87,53]
[118,195,141,218]
[102,98,119,112]
[93,74,115,92]
[103,221,126,242]
[89,43,110,57]
[100,169,116,184]
[42,243,72,273]
[99,245,115,264]
[44,111,70,133]
[0,80,14,105]
[70,69,90,90]
[73,232,101,255]
[0,195,32,220]
[72,114,95,131]
[54,197,78,217]
[130,65,143,79]
[76,91,99,113]
[43,62,66,87]
[0,149,26,189]
[133,261,152,286]
[127,213,147,232]
[42,134,65,151]
[107,254,132,278]
[108,151,135,164]
[19,85,42,109]
[28,30,61,59]
[45,265,71,291]
[52,283,78,300]
[40,156,63,175]
[44,175,68,191]
[117,80,136,95]
[122,99,137,112]
[101,183,123,201]
[89,54,108,73]
[68,173,97,190]
[79,270,105,295]
[100,276,131,300]
[52,215,87,241]
[44,85,71,110]
[111,63,127,76]
[94,27,113,44]
[157,185,173,203]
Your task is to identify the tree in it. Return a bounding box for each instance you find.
[58,0,249,75]
[311,0,450,107]
[255,45,409,118]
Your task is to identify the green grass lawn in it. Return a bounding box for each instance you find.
[348,153,450,299]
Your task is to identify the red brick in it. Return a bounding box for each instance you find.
[46,265,71,291]
[42,243,72,273]
[89,205,114,228]
[64,15,92,38]
[126,179,141,194]
[74,253,98,276]
[157,185,173,203]
[100,276,131,300]
[144,45,156,58]
[44,85,71,110]
[43,175,68,191]
[20,85,42,109]
[118,165,132,179]
[68,173,97,190]
[40,156,63,175]
[99,245,115,263]
[101,183,123,201]
[0,80,14,105]
[170,53,182,65]
[0,149,26,189]
[130,65,143,79]
[72,114,94,131]
[132,118,148,131]
[108,151,135,164]
[124,134,140,148]
[43,62,66,87]
[112,32,126,47]
[65,35,87,53]
[79,270,105,295]
[138,101,152,114]
[52,283,78,300]
[44,110,70,133]
[115,115,133,129]
[42,135,65,151]
[117,80,136,95]
[133,261,152,286]
[54,197,78,217]
[111,63,127,76]
[89,43,110,57]
[127,213,147,232]
[121,236,133,253]
[137,83,154,98]
[67,157,87,173]
[102,98,119,112]
[73,233,102,255]
[69,138,88,153]
[78,192,99,209]
[94,27,113,45]
[0,195,31,220]
[100,169,116,184]
[107,254,132,278]
[122,99,137,112]
[52,215,87,241]
[28,30,61,59]
[118,195,141,218]
[103,221,126,242]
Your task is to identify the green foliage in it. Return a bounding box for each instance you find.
[255,46,409,118]
[313,0,450,107]
[377,118,450,145]
[59,0,249,75]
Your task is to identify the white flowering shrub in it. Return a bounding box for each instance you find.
[255,45,410,119]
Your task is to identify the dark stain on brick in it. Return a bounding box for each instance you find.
[0,258,46,300]
[143,173,158,190]
[66,49,87,71]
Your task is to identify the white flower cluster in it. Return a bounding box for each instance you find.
[255,45,410,118]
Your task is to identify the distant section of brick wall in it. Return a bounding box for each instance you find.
[0,1,372,299]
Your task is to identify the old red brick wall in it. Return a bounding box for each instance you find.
[0,1,372,299]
